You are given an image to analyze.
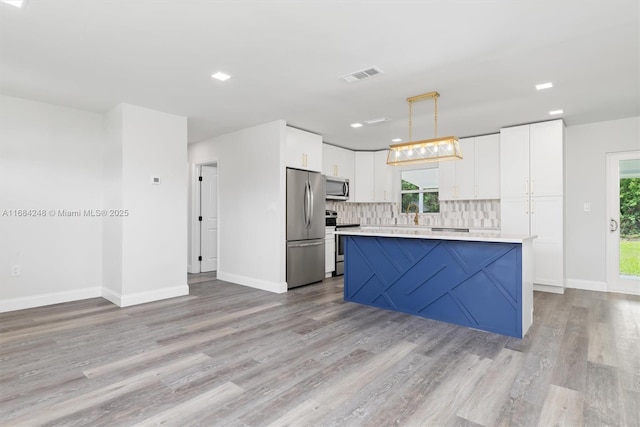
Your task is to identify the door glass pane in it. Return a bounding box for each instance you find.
[619,159,640,278]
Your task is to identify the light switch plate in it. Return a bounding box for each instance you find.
[583,202,591,212]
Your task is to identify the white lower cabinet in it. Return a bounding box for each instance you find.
[325,226,335,277]
[530,196,564,287]
[501,195,564,288]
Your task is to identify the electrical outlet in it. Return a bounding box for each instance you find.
[11,265,20,276]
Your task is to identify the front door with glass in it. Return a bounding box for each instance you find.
[607,151,640,295]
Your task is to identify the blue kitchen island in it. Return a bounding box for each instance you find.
[335,227,535,338]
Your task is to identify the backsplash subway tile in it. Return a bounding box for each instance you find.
[326,199,500,229]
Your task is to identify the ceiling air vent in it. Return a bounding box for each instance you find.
[339,67,384,83]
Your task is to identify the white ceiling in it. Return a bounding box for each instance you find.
[1,0,638,150]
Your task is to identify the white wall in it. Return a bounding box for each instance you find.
[0,95,104,311]
[103,104,189,306]
[189,120,287,293]
[565,116,640,290]
[103,105,124,298]
[0,96,189,312]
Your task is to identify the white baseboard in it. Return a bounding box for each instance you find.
[0,287,102,313]
[565,279,607,293]
[217,271,287,294]
[533,284,565,294]
[103,285,190,308]
[101,287,123,306]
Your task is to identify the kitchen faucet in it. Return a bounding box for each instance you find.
[406,203,419,225]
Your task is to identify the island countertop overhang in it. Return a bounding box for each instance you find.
[335,226,536,244]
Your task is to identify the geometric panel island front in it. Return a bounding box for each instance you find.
[339,228,535,338]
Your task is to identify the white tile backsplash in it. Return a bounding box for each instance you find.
[326,199,500,229]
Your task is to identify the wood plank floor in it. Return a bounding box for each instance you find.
[1,274,639,426]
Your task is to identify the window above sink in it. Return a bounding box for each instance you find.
[400,168,439,213]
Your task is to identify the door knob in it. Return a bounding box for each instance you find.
[610,218,618,232]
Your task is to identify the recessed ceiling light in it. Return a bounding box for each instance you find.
[1,0,25,7]
[211,72,231,81]
[392,138,402,142]
[549,109,564,115]
[536,82,553,90]
[364,117,392,125]
[350,123,363,128]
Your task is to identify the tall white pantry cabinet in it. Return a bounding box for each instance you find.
[500,119,565,292]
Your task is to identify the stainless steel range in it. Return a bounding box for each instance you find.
[325,211,359,276]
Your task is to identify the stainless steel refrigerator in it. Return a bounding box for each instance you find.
[286,168,326,288]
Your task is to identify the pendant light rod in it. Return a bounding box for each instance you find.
[407,91,440,142]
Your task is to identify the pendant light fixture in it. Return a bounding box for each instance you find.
[387,91,462,165]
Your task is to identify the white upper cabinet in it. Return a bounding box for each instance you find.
[322,143,355,184]
[353,150,394,202]
[284,126,322,172]
[474,134,500,199]
[500,126,530,198]
[438,157,456,200]
[456,138,476,199]
[354,151,375,202]
[438,134,500,200]
[500,120,563,198]
[374,150,394,202]
[530,120,564,197]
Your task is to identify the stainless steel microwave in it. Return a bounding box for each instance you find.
[325,176,349,201]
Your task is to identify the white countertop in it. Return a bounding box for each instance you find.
[334,226,536,244]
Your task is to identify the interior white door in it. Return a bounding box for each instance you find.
[607,151,640,295]
[200,164,218,273]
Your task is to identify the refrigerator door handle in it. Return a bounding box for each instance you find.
[289,241,324,248]
[303,181,309,228]
[307,181,312,227]
[308,182,314,228]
